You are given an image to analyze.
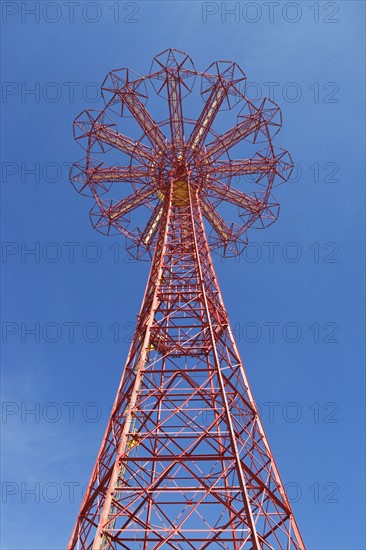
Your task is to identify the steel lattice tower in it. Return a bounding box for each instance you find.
[68,49,305,550]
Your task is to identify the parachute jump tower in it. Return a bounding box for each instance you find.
[68,49,305,550]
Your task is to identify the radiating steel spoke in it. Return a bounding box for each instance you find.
[89,165,149,184]
[166,72,184,153]
[211,158,277,178]
[188,79,230,151]
[205,113,264,161]
[200,197,233,242]
[204,180,265,214]
[108,186,156,222]
[94,124,154,164]
[141,202,164,246]
[117,85,167,152]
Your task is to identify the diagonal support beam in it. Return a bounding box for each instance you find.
[118,85,167,152]
[204,180,265,214]
[204,113,265,161]
[141,202,164,246]
[108,186,156,222]
[188,78,230,151]
[211,158,277,178]
[94,124,153,164]
[166,72,184,153]
[200,198,233,242]
[89,165,149,184]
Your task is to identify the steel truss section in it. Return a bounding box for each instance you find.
[68,49,304,550]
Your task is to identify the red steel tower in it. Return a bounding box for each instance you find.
[68,49,305,549]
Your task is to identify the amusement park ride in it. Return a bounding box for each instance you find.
[68,48,305,550]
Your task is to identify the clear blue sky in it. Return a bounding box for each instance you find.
[1,1,365,548]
